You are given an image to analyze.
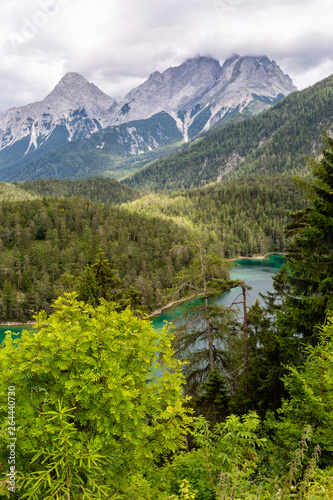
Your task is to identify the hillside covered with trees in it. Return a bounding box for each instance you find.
[14,177,141,205]
[123,74,333,191]
[124,174,306,257]
[1,136,333,498]
[0,173,306,322]
[0,197,196,321]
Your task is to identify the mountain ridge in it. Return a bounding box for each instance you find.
[110,54,296,140]
[0,54,296,181]
[122,73,333,191]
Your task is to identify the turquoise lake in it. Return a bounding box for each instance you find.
[152,254,284,330]
[0,254,284,341]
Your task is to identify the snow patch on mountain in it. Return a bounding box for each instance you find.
[0,72,116,153]
[0,55,296,176]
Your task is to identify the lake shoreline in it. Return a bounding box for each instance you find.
[0,321,34,327]
[152,255,285,328]
[1,255,286,327]
[231,252,285,261]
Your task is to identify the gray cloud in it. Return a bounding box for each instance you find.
[0,0,332,113]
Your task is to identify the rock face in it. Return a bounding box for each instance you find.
[110,54,296,139]
[201,55,297,131]
[110,57,223,137]
[0,72,116,156]
[0,55,296,180]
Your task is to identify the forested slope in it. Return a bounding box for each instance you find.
[14,177,141,205]
[0,182,38,202]
[0,197,193,321]
[124,174,306,257]
[123,74,333,190]
[0,174,305,322]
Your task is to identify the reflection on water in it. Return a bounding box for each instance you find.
[0,255,285,339]
[152,254,285,330]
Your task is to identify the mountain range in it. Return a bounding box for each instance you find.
[122,73,333,191]
[0,54,296,182]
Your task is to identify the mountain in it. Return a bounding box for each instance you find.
[0,72,116,152]
[0,73,117,175]
[0,55,296,181]
[0,112,183,182]
[111,55,296,141]
[122,74,333,191]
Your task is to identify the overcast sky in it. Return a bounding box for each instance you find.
[1,0,333,113]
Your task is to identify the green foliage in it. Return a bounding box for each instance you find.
[124,174,305,258]
[277,315,333,464]
[0,182,38,202]
[76,250,143,311]
[229,296,288,417]
[19,401,112,499]
[0,197,192,321]
[173,299,242,406]
[280,132,333,339]
[0,174,305,322]
[169,479,198,500]
[167,412,266,500]
[0,294,191,498]
[124,75,333,190]
[76,263,102,307]
[305,467,333,499]
[15,177,141,205]
[192,368,231,422]
[170,241,243,413]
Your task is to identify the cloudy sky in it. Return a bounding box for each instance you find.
[0,0,332,113]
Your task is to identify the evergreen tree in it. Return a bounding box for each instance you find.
[171,241,245,414]
[274,314,333,469]
[76,250,143,311]
[229,299,284,416]
[193,367,230,422]
[281,132,333,341]
[76,264,101,307]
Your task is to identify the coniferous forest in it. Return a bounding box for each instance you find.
[0,174,305,321]
[1,131,333,499]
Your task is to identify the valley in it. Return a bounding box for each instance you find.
[0,173,304,322]
[1,51,333,500]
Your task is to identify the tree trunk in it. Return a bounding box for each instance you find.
[242,282,249,392]
[206,297,214,371]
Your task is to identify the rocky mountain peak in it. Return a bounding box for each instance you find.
[198,54,297,125]
[147,70,161,80]
[0,72,116,155]
[0,54,298,179]
[45,72,116,115]
[111,55,223,127]
[220,54,296,92]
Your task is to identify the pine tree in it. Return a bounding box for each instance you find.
[281,132,333,341]
[171,241,245,405]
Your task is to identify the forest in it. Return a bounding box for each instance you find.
[14,177,141,205]
[0,174,305,321]
[123,74,333,191]
[0,195,194,321]
[1,134,333,498]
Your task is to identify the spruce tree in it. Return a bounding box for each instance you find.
[281,132,333,341]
